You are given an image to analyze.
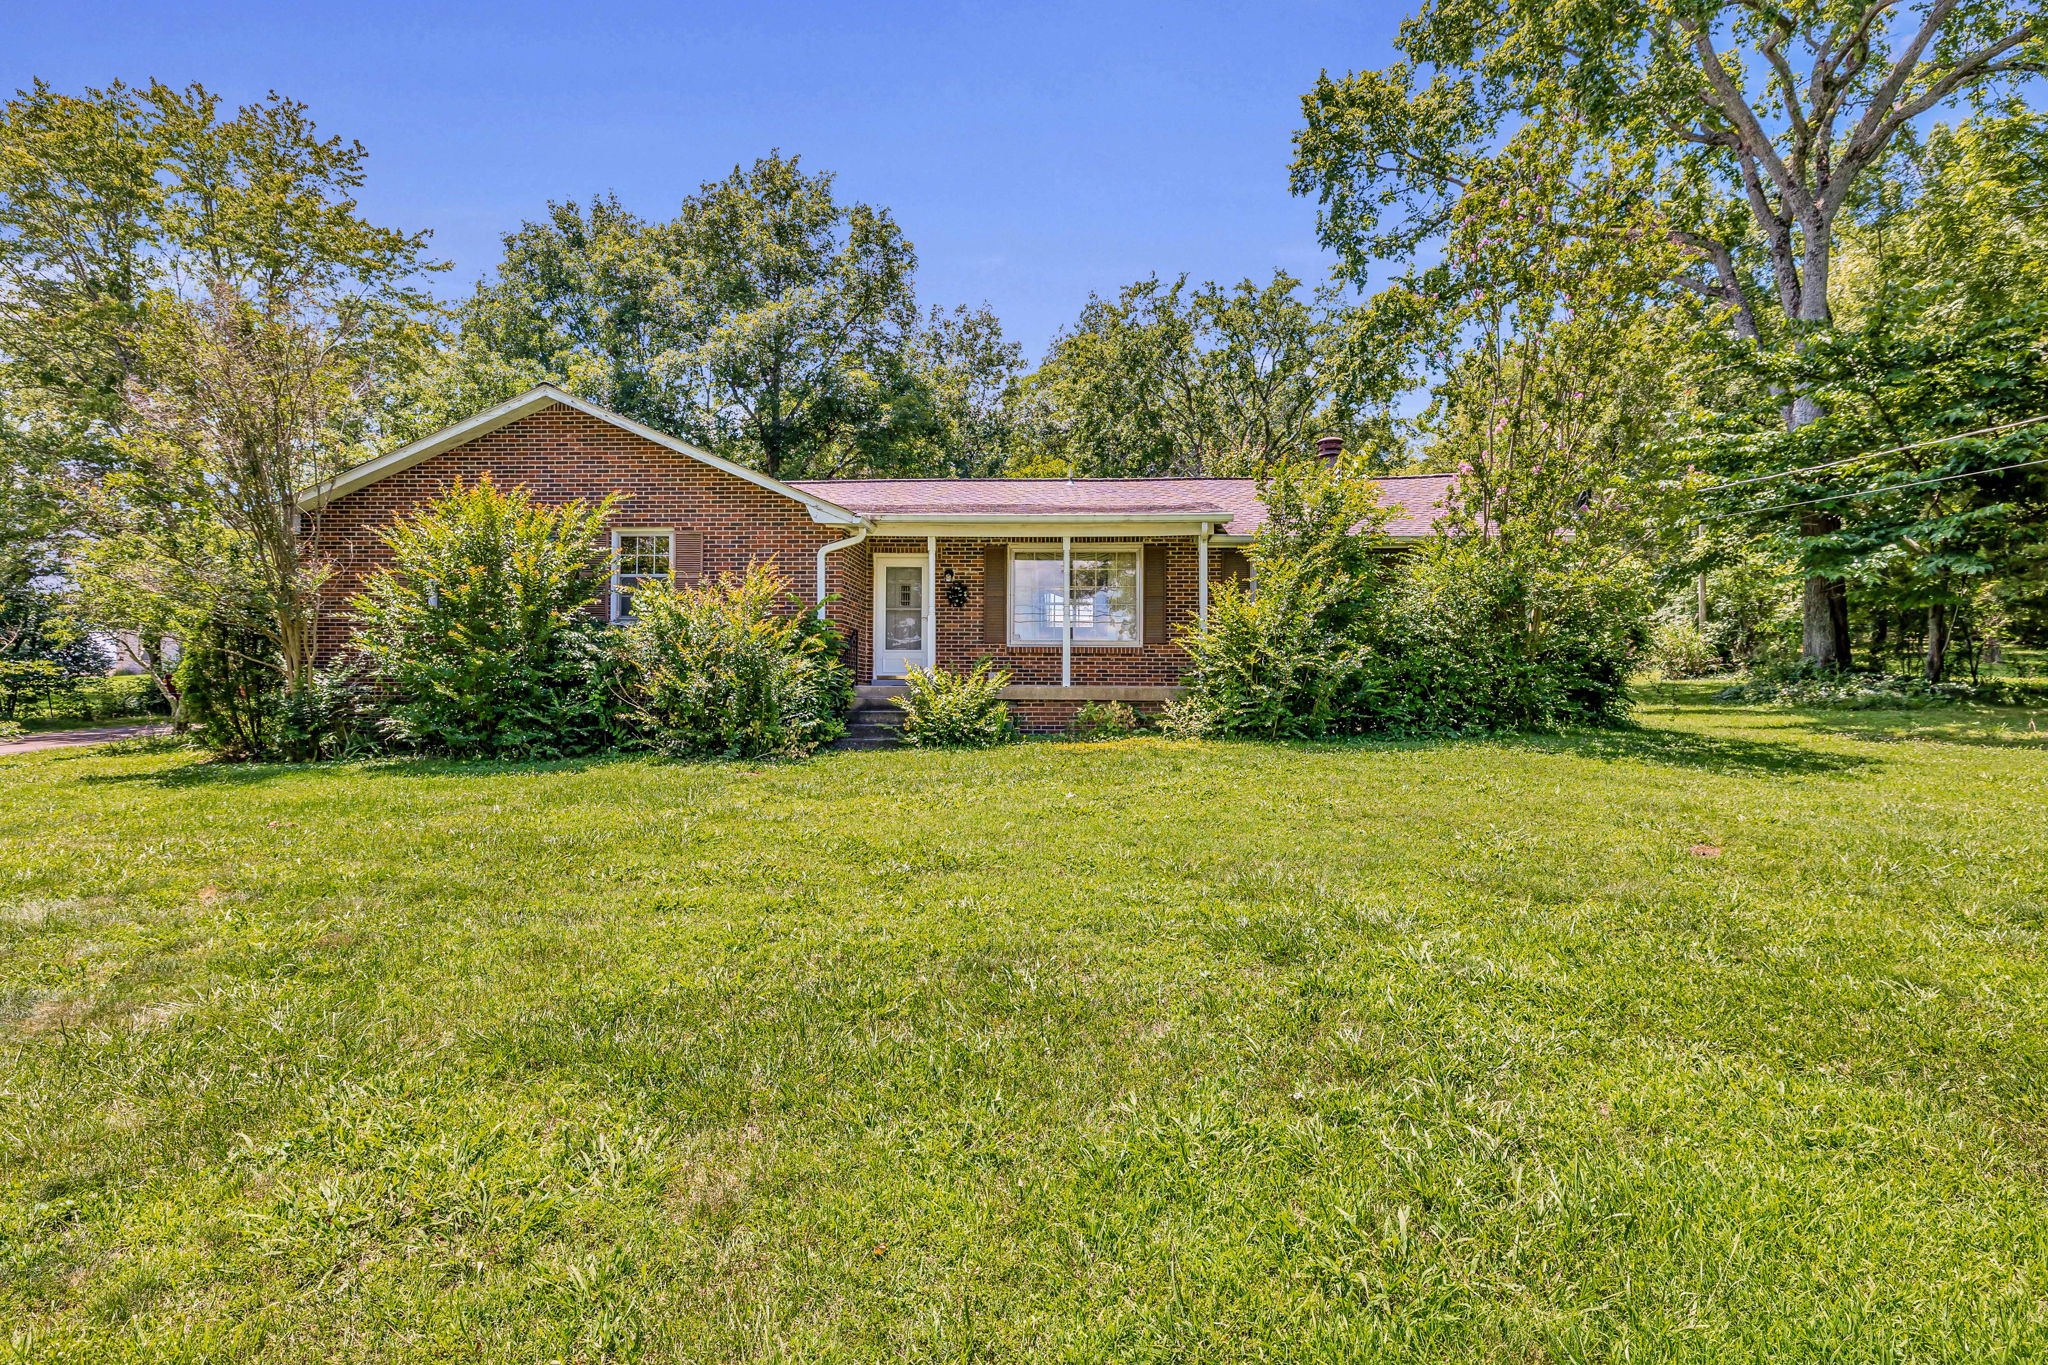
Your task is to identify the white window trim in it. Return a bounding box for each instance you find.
[1006,541,1145,650]
[610,527,673,622]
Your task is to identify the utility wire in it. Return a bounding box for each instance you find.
[1695,414,2048,491]
[1699,454,2048,523]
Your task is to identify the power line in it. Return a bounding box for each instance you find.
[1699,454,2048,523]
[1695,414,2048,492]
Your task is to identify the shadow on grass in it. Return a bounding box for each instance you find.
[1779,708,2048,751]
[1500,723,1876,777]
[76,747,645,788]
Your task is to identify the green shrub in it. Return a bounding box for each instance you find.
[893,661,1019,748]
[0,719,22,741]
[620,564,850,759]
[1174,519,1650,739]
[350,477,623,758]
[1717,666,2048,709]
[175,612,284,759]
[0,659,71,722]
[1171,564,1371,739]
[1171,459,1394,739]
[1369,544,1650,733]
[1069,699,1144,740]
[1648,618,1721,679]
[274,661,381,761]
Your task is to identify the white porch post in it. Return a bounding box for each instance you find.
[1197,523,1210,628]
[1061,534,1072,688]
[925,534,937,672]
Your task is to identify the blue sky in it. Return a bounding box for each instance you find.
[6,1,1404,360]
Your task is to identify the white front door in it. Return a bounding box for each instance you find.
[873,556,929,678]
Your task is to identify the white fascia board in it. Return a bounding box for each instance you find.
[1208,531,1430,547]
[297,384,863,526]
[866,513,1237,538]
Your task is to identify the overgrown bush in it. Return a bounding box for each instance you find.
[893,661,1019,748]
[350,477,624,758]
[175,612,285,759]
[1172,461,1650,739]
[1369,545,1651,733]
[1069,699,1143,739]
[274,661,381,760]
[1172,567,1372,738]
[1171,460,1393,738]
[1648,618,1721,678]
[620,564,850,759]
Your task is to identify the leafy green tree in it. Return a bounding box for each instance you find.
[1018,271,1365,476]
[0,81,162,585]
[1293,0,2045,666]
[436,154,993,478]
[1696,111,2048,679]
[659,153,923,477]
[1,79,439,696]
[453,193,682,431]
[1834,112,2048,330]
[1708,316,2048,679]
[899,303,1025,476]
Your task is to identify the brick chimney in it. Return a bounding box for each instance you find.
[1316,434,1344,463]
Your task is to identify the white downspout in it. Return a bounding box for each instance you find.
[925,534,937,673]
[1061,533,1072,688]
[1197,522,1210,629]
[816,525,868,619]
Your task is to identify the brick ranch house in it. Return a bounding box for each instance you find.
[300,384,1450,732]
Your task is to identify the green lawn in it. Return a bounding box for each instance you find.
[4,687,2046,1362]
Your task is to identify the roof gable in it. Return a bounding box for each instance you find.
[298,385,862,525]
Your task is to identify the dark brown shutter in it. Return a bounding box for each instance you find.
[982,544,1008,645]
[1217,547,1251,588]
[672,529,704,583]
[1143,544,1168,644]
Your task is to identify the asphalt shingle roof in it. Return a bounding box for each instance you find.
[788,473,1454,538]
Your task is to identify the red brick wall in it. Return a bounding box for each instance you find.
[858,535,1228,687]
[305,404,861,661]
[305,404,1242,702]
[1007,699,1168,735]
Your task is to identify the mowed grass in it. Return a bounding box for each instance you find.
[3,686,2046,1362]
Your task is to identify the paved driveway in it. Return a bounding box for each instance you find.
[0,723,173,756]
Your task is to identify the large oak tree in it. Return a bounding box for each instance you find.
[1293,0,2044,665]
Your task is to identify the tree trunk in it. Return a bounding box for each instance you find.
[1787,287,1852,668]
[1797,514,1851,669]
[1925,602,1950,683]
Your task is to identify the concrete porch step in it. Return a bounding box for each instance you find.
[831,734,904,751]
[834,693,907,750]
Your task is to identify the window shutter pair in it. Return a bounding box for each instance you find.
[1143,544,1168,644]
[982,545,1007,645]
[671,529,704,582]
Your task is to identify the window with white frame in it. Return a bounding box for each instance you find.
[1010,545,1140,645]
[611,530,672,620]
